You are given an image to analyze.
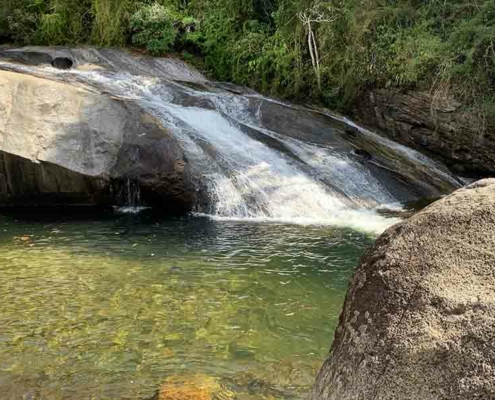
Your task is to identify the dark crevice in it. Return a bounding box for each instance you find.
[51,57,74,70]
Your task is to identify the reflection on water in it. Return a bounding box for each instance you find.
[0,209,374,399]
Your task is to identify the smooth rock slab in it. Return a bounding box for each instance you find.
[0,70,196,209]
[311,179,495,400]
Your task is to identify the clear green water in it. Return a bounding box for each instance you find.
[0,210,375,399]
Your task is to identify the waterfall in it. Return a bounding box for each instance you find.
[145,103,395,232]
[0,56,462,233]
[112,178,146,214]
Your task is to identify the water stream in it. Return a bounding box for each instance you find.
[72,70,401,232]
[0,55,462,233]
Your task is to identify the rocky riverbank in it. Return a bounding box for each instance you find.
[354,89,495,176]
[0,48,204,210]
[0,47,462,214]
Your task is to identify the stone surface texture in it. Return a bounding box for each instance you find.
[0,69,195,208]
[312,179,495,400]
[355,89,495,175]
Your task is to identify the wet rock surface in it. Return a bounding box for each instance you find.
[0,46,207,83]
[0,46,463,212]
[311,179,495,400]
[255,100,461,201]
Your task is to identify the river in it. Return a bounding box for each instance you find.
[0,209,373,399]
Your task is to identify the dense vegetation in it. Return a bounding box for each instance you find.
[1,0,494,114]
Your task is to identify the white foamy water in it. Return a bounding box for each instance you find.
[150,103,399,233]
[1,60,460,233]
[278,136,396,207]
[114,206,151,214]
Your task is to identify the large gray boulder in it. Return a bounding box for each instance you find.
[0,46,208,83]
[0,69,196,209]
[312,179,495,400]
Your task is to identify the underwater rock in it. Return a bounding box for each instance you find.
[312,179,495,400]
[155,375,223,400]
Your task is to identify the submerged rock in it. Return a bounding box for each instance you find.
[155,375,223,400]
[311,179,495,400]
[0,70,196,210]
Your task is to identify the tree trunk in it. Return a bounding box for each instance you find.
[309,29,321,89]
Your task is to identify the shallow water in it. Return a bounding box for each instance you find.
[0,210,375,399]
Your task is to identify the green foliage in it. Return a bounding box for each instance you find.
[42,0,93,43]
[0,0,494,115]
[4,8,41,44]
[0,0,42,44]
[130,3,177,55]
[92,0,133,46]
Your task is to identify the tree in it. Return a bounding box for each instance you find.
[297,4,336,90]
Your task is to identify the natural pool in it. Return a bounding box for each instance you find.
[0,209,376,399]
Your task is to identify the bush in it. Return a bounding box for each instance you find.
[5,9,40,44]
[0,0,42,45]
[130,3,177,56]
[92,0,132,46]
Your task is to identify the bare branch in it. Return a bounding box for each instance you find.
[297,4,336,90]
[297,6,338,25]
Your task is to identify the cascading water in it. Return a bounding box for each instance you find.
[112,178,147,214]
[0,52,462,233]
[111,145,150,214]
[89,75,400,232]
